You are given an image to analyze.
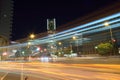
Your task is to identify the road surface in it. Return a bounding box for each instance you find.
[0,61,120,80]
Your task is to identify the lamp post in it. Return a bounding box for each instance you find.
[28,33,35,61]
[58,42,63,51]
[104,21,116,55]
[104,21,114,42]
[27,41,32,61]
[27,42,31,48]
[72,36,79,53]
[58,42,63,56]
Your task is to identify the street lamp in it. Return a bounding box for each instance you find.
[28,33,35,61]
[30,33,35,39]
[104,21,116,55]
[28,33,35,46]
[58,42,62,45]
[58,42,63,50]
[58,42,63,55]
[72,36,79,53]
[27,42,31,48]
[27,41,32,61]
[104,21,113,41]
[72,36,77,40]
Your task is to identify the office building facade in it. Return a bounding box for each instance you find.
[0,0,13,40]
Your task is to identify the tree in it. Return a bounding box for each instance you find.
[96,42,113,56]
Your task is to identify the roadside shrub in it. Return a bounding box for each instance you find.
[96,42,113,56]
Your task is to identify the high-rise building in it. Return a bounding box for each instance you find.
[0,0,13,40]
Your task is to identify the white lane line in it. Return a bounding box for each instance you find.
[0,62,19,80]
[21,63,24,80]
[1,72,9,80]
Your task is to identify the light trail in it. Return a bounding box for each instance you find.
[34,17,120,44]
[50,18,120,40]
[40,13,120,39]
[0,13,120,50]
[83,23,120,35]
[31,18,120,45]
[33,21,120,44]
[36,12,120,40]
[0,62,120,80]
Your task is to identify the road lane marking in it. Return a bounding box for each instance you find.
[0,62,22,80]
[1,72,9,80]
[21,63,24,80]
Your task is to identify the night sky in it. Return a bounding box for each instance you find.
[12,0,119,40]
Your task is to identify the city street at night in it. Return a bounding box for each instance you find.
[0,0,120,80]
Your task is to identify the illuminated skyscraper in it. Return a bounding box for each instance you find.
[0,0,13,40]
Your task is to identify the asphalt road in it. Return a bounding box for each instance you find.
[0,61,120,80]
